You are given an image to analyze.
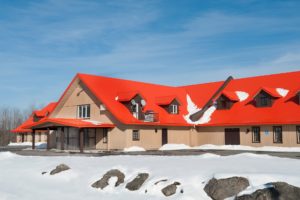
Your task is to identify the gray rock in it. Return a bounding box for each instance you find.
[236,182,300,200]
[126,173,149,191]
[161,181,181,197]
[155,179,168,185]
[91,169,125,189]
[204,177,249,200]
[50,164,70,175]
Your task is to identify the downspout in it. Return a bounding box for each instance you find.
[189,76,234,122]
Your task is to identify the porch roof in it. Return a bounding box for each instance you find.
[24,118,115,129]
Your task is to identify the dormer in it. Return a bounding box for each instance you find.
[156,96,180,114]
[116,91,146,120]
[253,87,281,107]
[298,91,300,105]
[33,110,49,122]
[216,91,239,110]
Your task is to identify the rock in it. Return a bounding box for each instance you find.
[50,164,70,175]
[41,172,47,175]
[126,173,149,191]
[236,182,300,200]
[91,169,125,189]
[161,182,181,197]
[204,177,249,200]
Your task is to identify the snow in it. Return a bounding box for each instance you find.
[8,142,47,149]
[276,88,289,97]
[123,146,146,152]
[115,96,119,101]
[0,152,300,200]
[235,91,249,101]
[183,94,216,125]
[194,144,300,152]
[159,144,191,150]
[82,120,102,125]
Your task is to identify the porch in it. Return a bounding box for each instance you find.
[28,118,115,153]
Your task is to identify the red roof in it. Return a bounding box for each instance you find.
[11,102,57,133]
[18,70,300,129]
[155,95,178,106]
[24,118,115,129]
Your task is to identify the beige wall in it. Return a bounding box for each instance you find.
[15,132,47,143]
[197,125,300,147]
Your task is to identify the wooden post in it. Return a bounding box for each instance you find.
[32,129,36,150]
[47,128,50,150]
[60,127,65,151]
[79,129,84,153]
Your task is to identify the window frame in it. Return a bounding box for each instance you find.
[132,130,140,141]
[255,91,273,108]
[273,126,283,144]
[252,126,261,143]
[296,126,300,144]
[77,104,91,119]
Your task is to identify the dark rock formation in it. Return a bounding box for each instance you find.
[91,169,125,189]
[49,164,70,175]
[126,173,149,191]
[161,181,181,197]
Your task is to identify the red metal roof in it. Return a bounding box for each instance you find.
[25,118,115,129]
[221,91,240,102]
[117,91,139,102]
[155,95,178,106]
[11,102,57,133]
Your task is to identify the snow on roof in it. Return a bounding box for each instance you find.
[235,91,249,102]
[276,88,289,97]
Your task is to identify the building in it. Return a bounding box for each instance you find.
[12,71,300,152]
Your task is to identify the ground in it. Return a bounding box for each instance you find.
[0,151,300,200]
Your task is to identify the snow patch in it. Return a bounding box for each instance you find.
[123,146,146,152]
[235,91,249,101]
[115,96,119,101]
[8,142,47,149]
[159,144,191,150]
[276,88,289,97]
[194,144,300,152]
[183,94,216,125]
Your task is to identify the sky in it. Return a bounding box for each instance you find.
[0,0,300,109]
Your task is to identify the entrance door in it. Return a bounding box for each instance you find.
[225,128,240,145]
[162,128,168,145]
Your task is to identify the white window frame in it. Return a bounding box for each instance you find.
[77,104,90,119]
[170,104,178,114]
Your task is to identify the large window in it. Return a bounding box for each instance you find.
[252,127,260,143]
[77,104,90,119]
[256,91,272,107]
[132,130,140,141]
[297,126,300,144]
[273,126,283,143]
[170,104,178,114]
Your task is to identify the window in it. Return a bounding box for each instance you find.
[216,95,232,110]
[273,126,283,143]
[256,91,272,107]
[132,130,140,141]
[103,128,108,144]
[252,127,260,143]
[297,126,300,144]
[77,104,90,118]
[170,104,178,114]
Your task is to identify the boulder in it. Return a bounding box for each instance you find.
[236,182,300,200]
[161,181,181,197]
[126,173,149,191]
[91,169,125,189]
[204,177,249,200]
[155,179,168,185]
[50,164,70,175]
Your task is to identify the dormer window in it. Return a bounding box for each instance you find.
[255,90,274,107]
[298,92,300,105]
[117,91,145,120]
[156,96,180,115]
[216,92,239,110]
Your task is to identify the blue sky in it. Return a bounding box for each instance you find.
[1,0,300,109]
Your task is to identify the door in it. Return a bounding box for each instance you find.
[225,128,240,145]
[162,128,168,145]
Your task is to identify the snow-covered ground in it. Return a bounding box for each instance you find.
[0,152,299,200]
[123,146,146,152]
[8,142,47,149]
[157,143,300,152]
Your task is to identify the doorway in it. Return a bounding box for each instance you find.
[225,128,240,145]
[162,128,168,145]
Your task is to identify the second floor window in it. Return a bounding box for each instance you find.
[77,104,90,119]
[132,130,140,141]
